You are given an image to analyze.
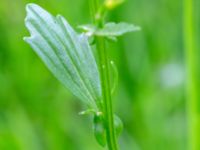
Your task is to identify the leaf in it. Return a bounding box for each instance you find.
[24,3,102,110]
[78,109,96,115]
[78,24,97,36]
[114,115,123,138]
[78,22,140,38]
[93,112,106,147]
[96,22,141,36]
[110,61,118,95]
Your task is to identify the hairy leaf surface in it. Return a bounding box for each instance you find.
[24,4,102,110]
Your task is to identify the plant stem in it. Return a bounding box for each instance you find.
[96,37,118,150]
[183,0,200,150]
[90,0,119,150]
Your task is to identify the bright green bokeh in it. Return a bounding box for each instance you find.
[0,0,199,150]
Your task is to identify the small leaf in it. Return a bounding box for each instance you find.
[79,22,140,38]
[78,109,96,115]
[96,22,141,37]
[78,24,97,36]
[24,4,102,110]
[93,112,106,147]
[114,115,123,138]
[110,61,118,94]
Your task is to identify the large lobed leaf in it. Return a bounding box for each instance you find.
[24,4,102,110]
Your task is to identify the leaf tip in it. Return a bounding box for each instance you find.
[25,3,36,13]
[23,36,27,41]
[24,3,37,28]
[23,36,32,44]
[25,3,38,9]
[56,14,62,20]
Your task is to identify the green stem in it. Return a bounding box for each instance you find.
[183,0,200,150]
[96,37,118,150]
[90,0,119,150]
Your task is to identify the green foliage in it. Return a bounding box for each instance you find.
[96,22,140,36]
[79,22,140,38]
[24,4,102,110]
[0,0,190,149]
[24,4,132,149]
[110,61,119,94]
[114,115,123,138]
[93,113,123,147]
[93,112,106,147]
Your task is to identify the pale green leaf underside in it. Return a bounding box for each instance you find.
[24,4,102,110]
[97,22,140,36]
[79,22,140,37]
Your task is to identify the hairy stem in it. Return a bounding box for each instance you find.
[90,0,119,150]
[183,0,200,149]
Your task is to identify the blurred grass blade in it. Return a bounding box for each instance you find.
[24,3,102,110]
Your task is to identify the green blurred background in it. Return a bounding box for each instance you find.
[0,0,198,149]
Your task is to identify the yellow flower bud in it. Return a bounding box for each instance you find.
[105,0,125,10]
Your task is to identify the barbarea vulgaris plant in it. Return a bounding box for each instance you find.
[24,1,140,149]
